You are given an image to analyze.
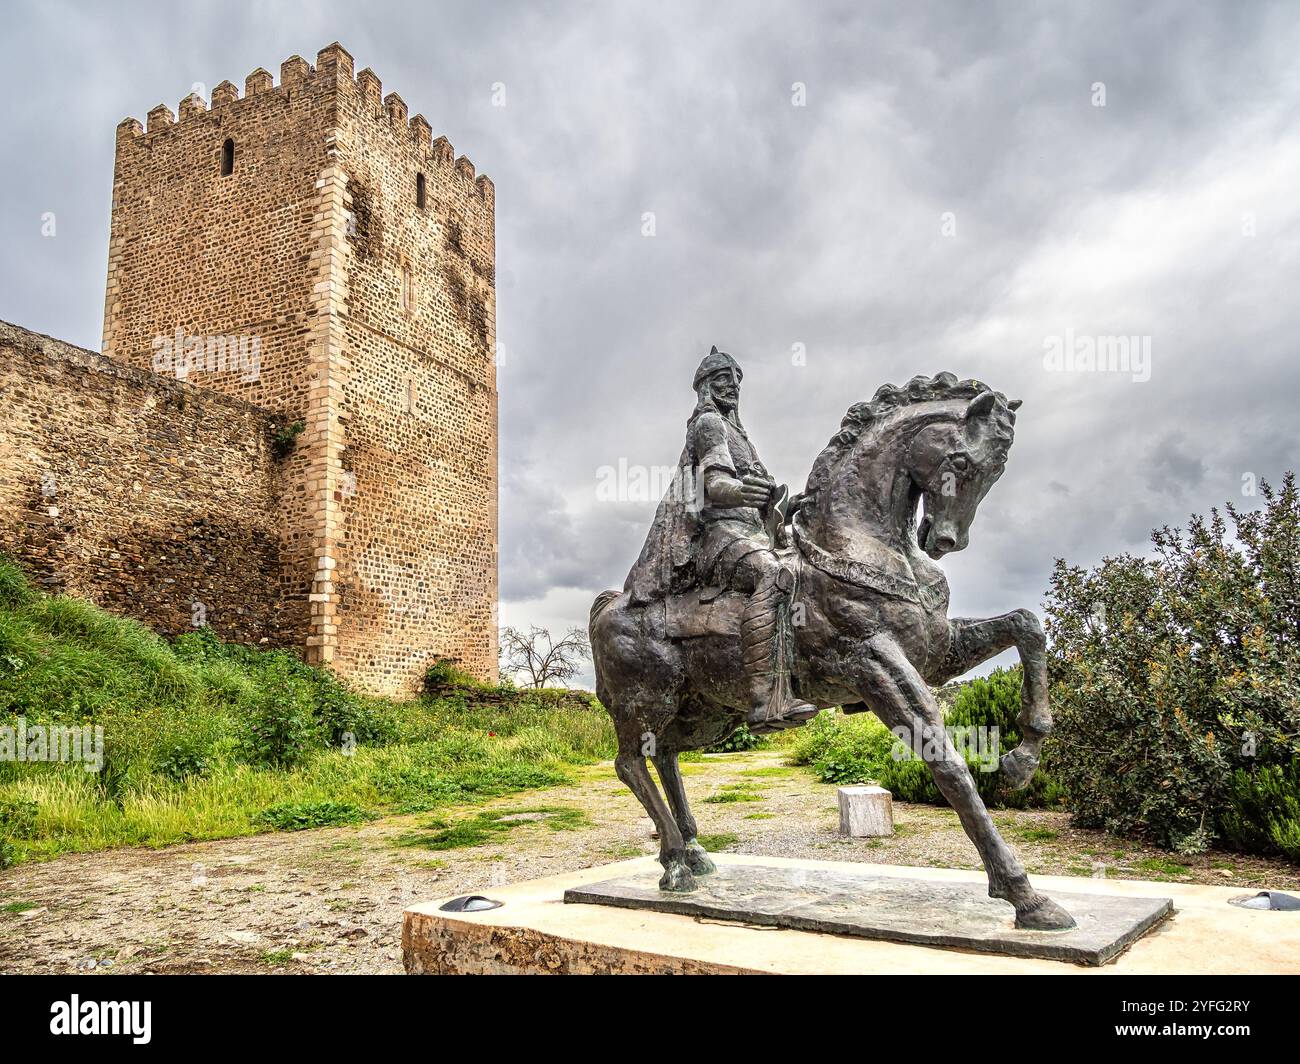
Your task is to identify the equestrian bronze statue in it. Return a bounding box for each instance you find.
[590,350,1076,931]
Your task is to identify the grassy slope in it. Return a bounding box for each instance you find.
[0,555,615,865]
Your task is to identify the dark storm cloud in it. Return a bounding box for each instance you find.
[3,1,1298,673]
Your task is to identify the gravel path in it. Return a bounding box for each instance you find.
[2,750,1295,974]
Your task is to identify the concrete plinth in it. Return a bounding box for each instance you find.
[838,785,893,837]
[402,854,1300,975]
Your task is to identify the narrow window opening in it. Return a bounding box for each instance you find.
[416,172,427,209]
[220,138,235,176]
[401,264,414,311]
[404,376,417,415]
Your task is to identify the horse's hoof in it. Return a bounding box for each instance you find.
[659,862,697,893]
[999,747,1039,790]
[684,841,716,876]
[1015,894,1076,931]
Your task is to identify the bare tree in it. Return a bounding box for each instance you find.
[499,625,590,689]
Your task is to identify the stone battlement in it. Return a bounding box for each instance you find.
[114,43,492,204]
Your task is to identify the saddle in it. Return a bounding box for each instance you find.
[664,545,802,639]
[664,588,746,639]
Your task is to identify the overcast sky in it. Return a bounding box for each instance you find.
[3,1,1298,686]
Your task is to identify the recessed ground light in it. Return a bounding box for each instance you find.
[1229,891,1300,911]
[439,895,503,912]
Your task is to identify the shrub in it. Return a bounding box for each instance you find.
[785,710,900,785]
[705,723,766,753]
[0,798,38,838]
[257,800,375,831]
[782,676,1054,808]
[422,658,484,695]
[1045,473,1300,854]
[1219,760,1300,862]
[240,659,318,768]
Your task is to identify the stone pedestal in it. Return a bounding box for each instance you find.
[838,785,893,837]
[401,854,1293,974]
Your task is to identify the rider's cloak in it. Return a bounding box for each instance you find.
[623,396,771,605]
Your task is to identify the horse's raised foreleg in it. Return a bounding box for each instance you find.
[937,611,1051,790]
[653,752,716,876]
[860,634,1074,930]
[616,747,695,892]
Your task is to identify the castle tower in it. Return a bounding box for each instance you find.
[102,43,498,694]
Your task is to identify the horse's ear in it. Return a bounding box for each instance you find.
[1008,399,1023,411]
[710,344,719,355]
[965,390,998,421]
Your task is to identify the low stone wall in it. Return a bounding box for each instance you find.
[0,321,308,647]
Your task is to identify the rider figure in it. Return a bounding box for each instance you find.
[624,346,818,732]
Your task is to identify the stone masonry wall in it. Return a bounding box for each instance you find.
[0,322,305,646]
[329,57,499,692]
[101,51,340,647]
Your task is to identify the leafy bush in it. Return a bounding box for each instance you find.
[422,658,486,695]
[782,672,1054,808]
[0,798,38,838]
[1219,760,1300,862]
[705,723,766,753]
[240,660,318,768]
[257,800,376,831]
[785,710,900,785]
[1045,473,1300,855]
[0,797,37,870]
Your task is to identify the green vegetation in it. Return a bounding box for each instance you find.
[269,419,305,458]
[256,800,376,832]
[1046,474,1300,858]
[0,553,615,866]
[397,805,589,851]
[779,671,1056,810]
[260,949,296,965]
[705,723,767,753]
[702,785,765,804]
[696,832,739,851]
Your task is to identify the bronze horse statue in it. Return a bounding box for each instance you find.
[590,372,1076,931]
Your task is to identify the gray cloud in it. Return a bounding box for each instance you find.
[4,1,1298,680]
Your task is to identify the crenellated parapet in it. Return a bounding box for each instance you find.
[112,42,491,203]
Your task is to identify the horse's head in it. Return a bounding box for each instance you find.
[909,389,1021,559]
[801,374,1021,560]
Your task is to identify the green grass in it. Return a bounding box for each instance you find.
[1016,826,1059,842]
[697,832,740,852]
[0,553,616,865]
[702,784,765,804]
[1135,856,1190,877]
[396,805,590,851]
[257,800,377,831]
[744,812,776,820]
[2,901,38,913]
[260,949,296,965]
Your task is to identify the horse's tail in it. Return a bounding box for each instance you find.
[589,589,621,632]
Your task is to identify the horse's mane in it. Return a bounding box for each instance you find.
[802,372,1016,501]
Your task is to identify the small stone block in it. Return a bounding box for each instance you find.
[838,785,893,837]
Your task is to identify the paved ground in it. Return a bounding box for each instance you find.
[2,751,1296,974]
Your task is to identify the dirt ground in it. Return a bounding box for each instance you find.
[2,751,1296,974]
